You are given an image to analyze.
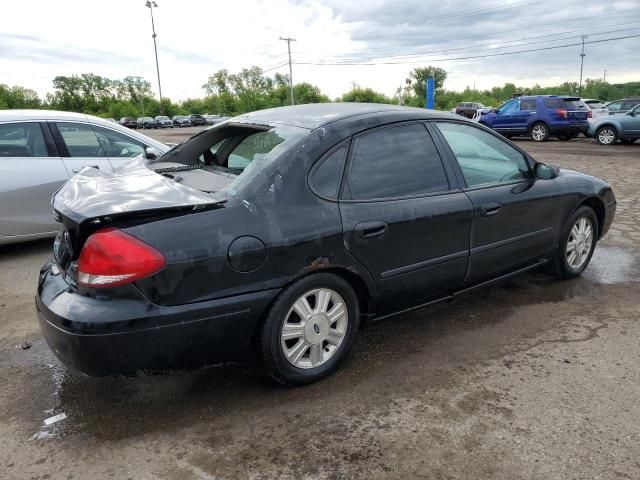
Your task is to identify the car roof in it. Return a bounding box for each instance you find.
[0,109,169,151]
[234,103,455,129]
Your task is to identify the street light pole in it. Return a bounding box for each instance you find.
[145,1,163,114]
[279,36,296,106]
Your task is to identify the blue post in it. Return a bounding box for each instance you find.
[425,78,435,109]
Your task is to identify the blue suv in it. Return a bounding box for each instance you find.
[479,95,590,142]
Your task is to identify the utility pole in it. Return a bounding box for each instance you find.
[146,1,163,114]
[578,35,587,96]
[279,36,296,106]
[603,69,608,82]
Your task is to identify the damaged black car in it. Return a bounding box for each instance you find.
[36,103,616,385]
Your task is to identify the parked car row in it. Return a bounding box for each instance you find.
[468,95,640,145]
[118,114,230,129]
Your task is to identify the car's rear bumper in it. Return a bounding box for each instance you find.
[36,262,280,376]
[548,122,589,135]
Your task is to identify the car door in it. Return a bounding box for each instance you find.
[512,98,537,132]
[49,122,115,174]
[0,121,68,237]
[433,121,558,285]
[492,99,520,131]
[90,124,148,168]
[339,122,474,313]
[618,105,640,138]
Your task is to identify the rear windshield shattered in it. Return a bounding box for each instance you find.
[149,123,307,196]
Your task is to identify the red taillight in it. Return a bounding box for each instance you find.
[587,110,592,118]
[77,228,165,288]
[555,108,568,118]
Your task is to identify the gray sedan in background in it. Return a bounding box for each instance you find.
[0,110,169,245]
[588,104,640,145]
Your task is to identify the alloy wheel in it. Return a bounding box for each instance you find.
[280,288,348,369]
[597,128,616,145]
[566,217,593,270]
[532,124,547,141]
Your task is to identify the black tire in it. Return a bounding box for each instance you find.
[530,122,549,142]
[260,273,360,386]
[595,125,618,145]
[620,137,637,145]
[548,206,598,280]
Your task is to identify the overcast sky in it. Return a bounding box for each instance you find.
[1,0,639,101]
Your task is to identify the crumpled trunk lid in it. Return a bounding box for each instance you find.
[52,159,225,263]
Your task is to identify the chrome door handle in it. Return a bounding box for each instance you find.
[72,165,100,173]
[480,203,501,217]
[354,221,387,239]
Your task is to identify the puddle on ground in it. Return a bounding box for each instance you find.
[18,245,638,442]
[583,246,639,284]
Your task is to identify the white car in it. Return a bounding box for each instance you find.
[0,109,170,245]
[580,99,608,123]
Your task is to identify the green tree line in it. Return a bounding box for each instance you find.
[1,66,638,118]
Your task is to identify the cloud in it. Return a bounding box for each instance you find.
[0,0,638,101]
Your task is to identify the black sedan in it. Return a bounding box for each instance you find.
[172,115,191,128]
[190,114,207,126]
[119,117,138,129]
[37,104,616,385]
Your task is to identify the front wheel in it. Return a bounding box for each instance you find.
[260,273,360,386]
[549,206,598,279]
[531,122,549,142]
[596,126,618,145]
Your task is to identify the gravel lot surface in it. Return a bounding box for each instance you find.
[1,127,639,480]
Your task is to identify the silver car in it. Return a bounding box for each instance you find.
[0,110,169,245]
[588,104,640,145]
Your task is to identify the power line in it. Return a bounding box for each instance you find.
[293,34,640,66]
[298,24,640,64]
[331,0,533,34]
[262,62,289,74]
[291,11,638,59]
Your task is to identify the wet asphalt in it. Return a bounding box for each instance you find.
[1,130,639,479]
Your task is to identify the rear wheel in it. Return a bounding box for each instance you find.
[596,126,618,145]
[549,206,598,279]
[531,122,549,142]
[260,273,360,386]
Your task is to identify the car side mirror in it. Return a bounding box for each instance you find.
[534,162,557,180]
[145,146,161,160]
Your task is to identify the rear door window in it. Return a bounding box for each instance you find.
[520,99,536,111]
[345,123,449,200]
[0,122,48,157]
[57,123,103,157]
[92,125,145,158]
